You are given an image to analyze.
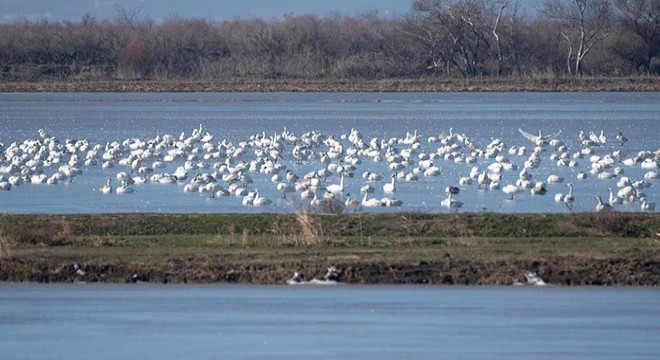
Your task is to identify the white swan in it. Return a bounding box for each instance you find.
[344,193,360,212]
[564,183,575,209]
[252,190,272,206]
[518,128,561,146]
[595,196,612,212]
[441,192,463,208]
[608,187,623,206]
[99,178,112,194]
[326,173,345,194]
[362,192,384,207]
[640,197,656,212]
[502,184,521,200]
[116,180,134,194]
[383,174,396,194]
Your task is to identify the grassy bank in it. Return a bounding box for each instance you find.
[1,76,659,92]
[1,213,659,285]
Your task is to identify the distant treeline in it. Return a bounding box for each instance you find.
[0,0,658,82]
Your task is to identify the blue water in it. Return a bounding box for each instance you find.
[0,284,658,359]
[0,92,658,214]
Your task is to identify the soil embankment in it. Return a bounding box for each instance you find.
[1,213,658,285]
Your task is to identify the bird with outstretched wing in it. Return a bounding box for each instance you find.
[518,128,561,145]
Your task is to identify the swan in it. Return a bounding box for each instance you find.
[116,180,134,194]
[563,183,575,209]
[383,174,396,194]
[445,185,460,195]
[608,187,623,206]
[547,174,564,183]
[502,184,521,200]
[518,128,561,146]
[326,173,345,194]
[530,181,547,195]
[382,197,403,207]
[252,190,272,206]
[441,192,463,208]
[344,193,360,212]
[595,196,612,212]
[362,192,384,207]
[640,197,655,211]
[360,184,375,194]
[277,182,295,198]
[99,178,113,194]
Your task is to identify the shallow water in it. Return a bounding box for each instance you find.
[0,284,659,360]
[0,92,658,214]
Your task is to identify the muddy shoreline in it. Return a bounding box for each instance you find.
[1,255,658,286]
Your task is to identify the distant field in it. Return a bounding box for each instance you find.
[1,212,658,285]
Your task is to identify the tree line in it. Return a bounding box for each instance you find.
[0,0,658,82]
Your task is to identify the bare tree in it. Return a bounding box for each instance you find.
[614,0,660,73]
[539,0,614,75]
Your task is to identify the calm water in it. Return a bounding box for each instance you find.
[0,284,659,359]
[0,92,658,214]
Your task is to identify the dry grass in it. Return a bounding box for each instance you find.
[0,230,12,259]
[294,210,325,246]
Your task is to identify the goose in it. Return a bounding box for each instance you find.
[445,185,460,195]
[99,178,113,194]
[383,174,396,194]
[595,196,612,212]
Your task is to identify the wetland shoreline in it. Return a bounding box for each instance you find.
[1,76,659,93]
[1,213,658,285]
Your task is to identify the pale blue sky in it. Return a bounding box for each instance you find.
[0,0,414,23]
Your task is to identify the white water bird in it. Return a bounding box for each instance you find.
[362,192,384,207]
[502,184,521,200]
[383,174,396,193]
[441,192,463,209]
[518,128,561,146]
[99,178,113,194]
[595,196,612,212]
[564,183,575,209]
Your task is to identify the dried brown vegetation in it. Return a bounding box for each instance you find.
[0,213,658,285]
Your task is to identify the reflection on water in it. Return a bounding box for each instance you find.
[0,92,658,214]
[0,284,659,360]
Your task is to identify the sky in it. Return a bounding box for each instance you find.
[0,0,415,23]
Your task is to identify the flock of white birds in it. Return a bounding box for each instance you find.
[0,124,657,213]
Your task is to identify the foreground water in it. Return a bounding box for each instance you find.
[0,284,658,359]
[0,92,658,214]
